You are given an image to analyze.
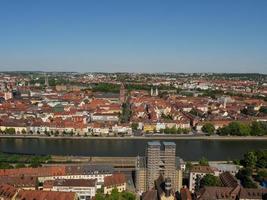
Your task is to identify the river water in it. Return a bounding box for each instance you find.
[0,138,266,161]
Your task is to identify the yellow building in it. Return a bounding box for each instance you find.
[143,123,156,133]
[103,174,126,195]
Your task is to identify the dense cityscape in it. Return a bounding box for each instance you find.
[0,72,267,199]
[0,72,267,138]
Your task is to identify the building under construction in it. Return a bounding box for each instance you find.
[135,141,183,194]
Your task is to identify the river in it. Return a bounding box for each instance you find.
[0,138,266,161]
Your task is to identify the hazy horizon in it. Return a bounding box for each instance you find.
[0,0,267,73]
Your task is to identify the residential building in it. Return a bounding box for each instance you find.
[0,184,18,200]
[0,184,78,200]
[43,179,97,200]
[239,188,267,200]
[189,165,218,193]
[209,163,241,175]
[103,173,126,195]
[0,176,37,190]
[0,165,114,189]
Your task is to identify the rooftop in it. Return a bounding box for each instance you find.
[0,184,18,200]
[104,173,126,187]
[191,165,215,174]
[163,141,176,146]
[50,179,97,187]
[147,141,161,146]
[65,164,114,175]
[16,189,77,200]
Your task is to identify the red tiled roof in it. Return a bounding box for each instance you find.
[0,166,66,177]
[0,184,18,200]
[16,190,76,200]
[180,187,192,200]
[104,173,126,187]
[191,166,215,174]
[0,176,37,188]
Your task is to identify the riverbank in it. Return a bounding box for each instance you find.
[1,134,267,140]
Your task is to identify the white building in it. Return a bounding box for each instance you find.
[38,165,114,189]
[91,113,119,122]
[209,163,241,176]
[44,179,97,200]
[189,166,219,193]
[112,124,132,135]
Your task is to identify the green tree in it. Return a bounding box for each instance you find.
[237,123,251,136]
[254,150,267,168]
[44,130,50,136]
[236,168,257,188]
[201,123,215,135]
[182,128,190,134]
[29,157,42,168]
[55,130,59,136]
[241,176,257,188]
[5,128,16,135]
[92,83,120,93]
[259,106,267,114]
[131,123,138,131]
[218,122,251,136]
[109,188,120,200]
[0,162,14,169]
[243,151,257,168]
[237,168,253,178]
[186,162,193,172]
[255,169,267,182]
[121,191,136,200]
[15,163,26,168]
[94,187,135,200]
[200,174,221,187]
[199,157,209,166]
[250,121,265,136]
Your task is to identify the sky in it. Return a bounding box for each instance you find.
[0,0,267,73]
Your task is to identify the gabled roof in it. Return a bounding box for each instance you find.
[0,184,18,200]
[104,173,126,187]
[16,190,76,200]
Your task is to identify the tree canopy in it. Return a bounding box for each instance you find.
[217,121,267,136]
[200,174,221,187]
[199,157,209,166]
[201,123,215,135]
[95,188,136,200]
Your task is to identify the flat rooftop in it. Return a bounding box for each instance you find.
[147,141,161,146]
[162,141,176,146]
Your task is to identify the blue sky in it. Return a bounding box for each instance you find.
[0,0,267,73]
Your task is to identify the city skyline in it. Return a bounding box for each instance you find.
[0,0,267,73]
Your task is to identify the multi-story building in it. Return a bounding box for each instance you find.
[0,165,114,189]
[136,156,147,194]
[189,165,219,193]
[0,184,79,200]
[0,175,37,190]
[43,179,97,200]
[146,141,162,189]
[136,141,183,194]
[103,173,126,194]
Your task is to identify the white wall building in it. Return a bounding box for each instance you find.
[44,179,97,200]
[189,166,219,193]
